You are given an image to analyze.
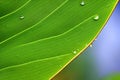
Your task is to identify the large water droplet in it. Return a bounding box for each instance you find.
[20,16,24,20]
[93,15,99,21]
[80,1,85,6]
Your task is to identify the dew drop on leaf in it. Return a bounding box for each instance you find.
[90,44,93,48]
[73,50,77,54]
[93,15,99,21]
[20,16,25,20]
[80,1,85,6]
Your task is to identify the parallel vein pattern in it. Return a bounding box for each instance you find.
[0,0,31,19]
[0,0,69,45]
[0,0,118,80]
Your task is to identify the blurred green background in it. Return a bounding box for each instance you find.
[53,2,120,80]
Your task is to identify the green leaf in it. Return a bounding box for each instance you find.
[0,0,118,80]
[0,0,29,17]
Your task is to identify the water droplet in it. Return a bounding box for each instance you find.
[90,44,92,48]
[80,1,85,6]
[93,15,99,21]
[20,16,24,20]
[95,39,97,41]
[73,51,77,54]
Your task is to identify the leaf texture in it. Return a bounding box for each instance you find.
[0,0,118,80]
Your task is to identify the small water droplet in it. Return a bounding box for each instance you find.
[95,39,97,41]
[80,1,85,6]
[90,44,92,48]
[20,16,24,20]
[73,51,77,54]
[93,15,99,21]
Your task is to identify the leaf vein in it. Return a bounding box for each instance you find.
[0,53,71,72]
[0,0,69,45]
[18,15,95,47]
[0,0,31,19]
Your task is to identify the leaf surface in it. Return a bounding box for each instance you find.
[0,0,118,80]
